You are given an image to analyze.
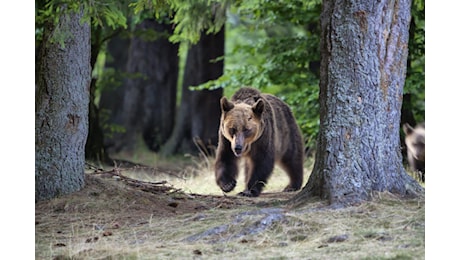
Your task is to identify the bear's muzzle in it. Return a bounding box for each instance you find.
[234,144,243,156]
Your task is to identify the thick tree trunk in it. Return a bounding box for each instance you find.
[161,29,224,156]
[292,0,423,207]
[116,19,179,153]
[35,8,90,201]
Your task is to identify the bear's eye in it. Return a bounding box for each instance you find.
[243,128,252,136]
[229,128,236,136]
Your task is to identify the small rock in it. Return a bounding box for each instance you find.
[327,234,348,243]
[103,231,113,236]
[168,202,179,208]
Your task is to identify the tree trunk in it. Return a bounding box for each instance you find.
[116,18,179,153]
[292,0,423,207]
[35,7,90,201]
[85,26,110,164]
[141,21,179,152]
[98,33,130,155]
[161,29,224,156]
[399,17,419,159]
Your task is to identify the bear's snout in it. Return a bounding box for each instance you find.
[235,144,243,154]
[231,132,246,157]
[234,144,243,156]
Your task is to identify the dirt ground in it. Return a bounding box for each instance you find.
[35,173,288,223]
[35,165,425,260]
[35,172,296,258]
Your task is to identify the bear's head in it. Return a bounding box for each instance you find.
[403,123,425,162]
[220,97,265,157]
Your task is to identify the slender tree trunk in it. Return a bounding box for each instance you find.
[292,0,423,207]
[399,16,419,157]
[161,29,224,156]
[400,17,418,129]
[35,7,90,201]
[98,33,130,155]
[85,26,110,164]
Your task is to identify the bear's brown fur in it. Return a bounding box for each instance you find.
[214,87,304,197]
[403,122,425,182]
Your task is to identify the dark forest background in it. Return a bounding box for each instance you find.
[35,0,424,166]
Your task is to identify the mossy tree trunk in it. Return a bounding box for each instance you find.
[35,7,90,201]
[292,0,424,207]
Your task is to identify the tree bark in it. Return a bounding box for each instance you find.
[85,26,111,164]
[141,20,179,152]
[98,33,131,155]
[161,29,224,156]
[115,18,179,153]
[35,7,90,201]
[291,0,423,207]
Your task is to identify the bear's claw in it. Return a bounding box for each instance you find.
[283,186,300,192]
[238,189,260,197]
[219,180,237,193]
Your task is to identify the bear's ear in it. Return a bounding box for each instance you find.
[252,99,264,117]
[403,123,413,135]
[221,97,234,112]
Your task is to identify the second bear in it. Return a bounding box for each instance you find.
[403,122,425,182]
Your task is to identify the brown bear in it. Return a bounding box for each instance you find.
[214,87,304,197]
[403,122,425,182]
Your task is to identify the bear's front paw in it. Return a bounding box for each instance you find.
[283,185,301,192]
[238,189,260,197]
[219,179,237,193]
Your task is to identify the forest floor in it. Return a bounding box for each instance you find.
[35,153,425,259]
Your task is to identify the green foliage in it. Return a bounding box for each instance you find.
[130,0,231,44]
[36,0,131,54]
[193,0,322,147]
[35,1,80,48]
[190,0,424,148]
[84,0,128,29]
[405,0,425,123]
[35,0,129,42]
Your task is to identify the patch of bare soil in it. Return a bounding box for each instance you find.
[35,170,425,260]
[35,173,295,257]
[35,174,267,226]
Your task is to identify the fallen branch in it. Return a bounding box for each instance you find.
[86,165,181,195]
[85,162,185,180]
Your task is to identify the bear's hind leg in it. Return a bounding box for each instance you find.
[279,154,303,192]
